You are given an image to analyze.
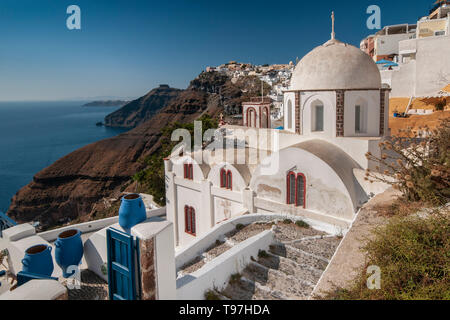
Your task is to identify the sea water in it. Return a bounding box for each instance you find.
[0,101,128,211]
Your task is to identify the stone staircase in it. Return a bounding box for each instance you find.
[178,223,273,277]
[219,222,342,300]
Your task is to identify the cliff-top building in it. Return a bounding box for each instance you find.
[164,14,390,248]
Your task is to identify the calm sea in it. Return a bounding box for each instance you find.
[0,101,128,212]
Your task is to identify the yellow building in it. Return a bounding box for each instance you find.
[417,17,448,38]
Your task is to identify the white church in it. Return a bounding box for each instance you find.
[164,18,390,249]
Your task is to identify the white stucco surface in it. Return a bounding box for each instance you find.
[0,279,66,300]
[290,39,381,91]
[384,35,450,97]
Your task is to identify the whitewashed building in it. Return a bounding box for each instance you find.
[164,31,390,249]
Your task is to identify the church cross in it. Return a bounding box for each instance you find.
[331,11,335,40]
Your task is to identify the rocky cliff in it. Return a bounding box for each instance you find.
[7,72,269,229]
[104,85,182,128]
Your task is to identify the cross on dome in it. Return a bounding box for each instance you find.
[331,11,335,40]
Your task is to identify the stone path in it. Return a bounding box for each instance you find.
[218,222,342,300]
[67,270,108,300]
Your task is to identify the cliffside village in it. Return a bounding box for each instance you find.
[206,61,295,120]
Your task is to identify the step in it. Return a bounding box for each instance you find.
[272,223,327,243]
[221,275,281,300]
[270,243,329,271]
[241,262,313,299]
[257,252,323,285]
[291,237,342,261]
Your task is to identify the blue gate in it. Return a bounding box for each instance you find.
[106,228,140,300]
[0,211,17,237]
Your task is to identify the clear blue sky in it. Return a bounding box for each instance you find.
[0,0,434,101]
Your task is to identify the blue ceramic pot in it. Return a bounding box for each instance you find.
[22,244,54,277]
[119,194,146,230]
[55,229,84,278]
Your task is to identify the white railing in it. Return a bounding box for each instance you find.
[38,207,166,242]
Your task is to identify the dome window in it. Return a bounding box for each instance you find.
[312,102,324,132]
[354,102,368,134]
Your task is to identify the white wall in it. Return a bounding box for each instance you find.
[213,195,245,224]
[300,91,336,138]
[153,221,177,300]
[250,147,355,221]
[375,33,412,56]
[171,162,250,249]
[387,35,450,97]
[208,163,247,193]
[344,91,381,137]
[384,60,417,97]
[415,35,450,96]
[175,181,203,248]
[173,156,207,181]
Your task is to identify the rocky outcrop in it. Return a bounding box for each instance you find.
[83,100,129,107]
[104,85,183,128]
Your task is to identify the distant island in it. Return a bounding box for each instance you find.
[83,100,129,107]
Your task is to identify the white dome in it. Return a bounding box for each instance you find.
[290,39,381,91]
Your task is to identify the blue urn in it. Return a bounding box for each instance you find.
[55,229,84,278]
[22,244,54,277]
[119,194,146,230]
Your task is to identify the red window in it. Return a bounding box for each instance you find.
[220,168,232,190]
[286,172,306,208]
[226,170,232,190]
[220,169,227,188]
[184,206,196,236]
[184,163,194,180]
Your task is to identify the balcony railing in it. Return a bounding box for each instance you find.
[0,211,17,237]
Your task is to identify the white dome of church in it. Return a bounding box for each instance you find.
[290,38,381,91]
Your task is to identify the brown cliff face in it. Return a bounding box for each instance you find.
[104,85,182,128]
[7,72,266,229]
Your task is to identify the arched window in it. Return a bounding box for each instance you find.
[312,101,324,132]
[247,107,257,127]
[287,100,293,129]
[220,168,232,190]
[286,171,296,204]
[296,173,306,208]
[184,164,188,179]
[226,170,232,190]
[354,103,367,134]
[184,163,193,180]
[220,168,227,188]
[261,107,269,128]
[286,172,306,208]
[185,206,196,236]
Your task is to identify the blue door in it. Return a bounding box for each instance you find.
[106,228,139,300]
